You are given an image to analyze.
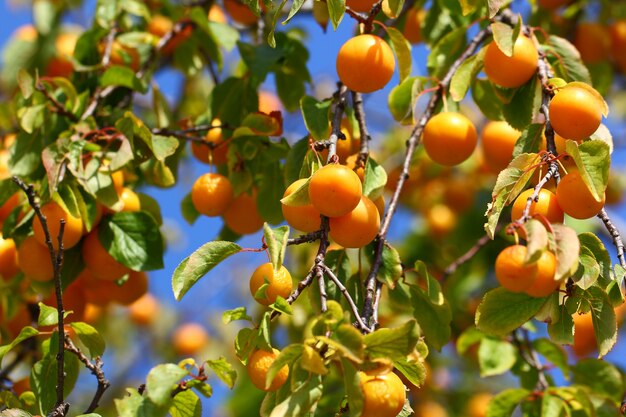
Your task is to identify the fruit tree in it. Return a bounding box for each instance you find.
[0,0,626,416]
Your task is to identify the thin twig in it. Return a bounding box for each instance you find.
[36,82,79,123]
[513,329,549,391]
[64,336,110,414]
[287,230,324,246]
[318,270,328,313]
[321,264,371,332]
[351,91,370,166]
[12,177,68,416]
[597,209,626,269]
[443,228,499,278]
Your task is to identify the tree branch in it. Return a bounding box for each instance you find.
[597,209,626,269]
[513,329,549,391]
[36,82,79,123]
[443,227,500,278]
[351,91,370,166]
[64,336,110,414]
[12,177,68,416]
[321,264,371,333]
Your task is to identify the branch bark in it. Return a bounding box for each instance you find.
[64,336,110,414]
[12,177,68,417]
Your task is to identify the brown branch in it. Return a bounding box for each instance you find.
[517,163,559,223]
[597,209,626,269]
[351,91,370,166]
[287,230,324,246]
[101,26,119,68]
[270,269,316,320]
[443,228,499,278]
[150,124,226,145]
[326,85,349,163]
[12,177,68,416]
[64,336,110,414]
[317,269,328,313]
[513,329,549,391]
[360,21,496,330]
[321,264,371,332]
[36,82,79,123]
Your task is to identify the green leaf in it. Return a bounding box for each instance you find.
[476,288,547,336]
[532,338,569,376]
[386,27,412,83]
[100,212,164,271]
[409,265,451,351]
[491,20,520,58]
[578,232,612,280]
[564,139,610,202]
[459,0,480,15]
[524,219,548,264]
[172,241,241,301]
[0,327,38,362]
[573,249,600,290]
[300,96,331,142]
[146,135,180,162]
[472,78,504,121]
[17,69,34,99]
[540,394,566,417]
[362,157,387,200]
[545,35,592,83]
[181,193,200,225]
[326,0,345,30]
[222,307,252,324]
[548,305,574,345]
[486,388,530,417]
[457,328,486,355]
[38,303,62,327]
[478,337,517,377]
[170,389,201,417]
[450,49,485,102]
[263,224,289,272]
[341,359,364,417]
[586,286,617,357]
[147,364,189,407]
[502,76,542,130]
[100,66,146,92]
[279,177,310,207]
[324,324,364,363]
[487,0,505,17]
[513,123,544,157]
[552,224,580,281]
[70,322,105,358]
[115,388,169,417]
[301,344,328,375]
[394,357,426,388]
[484,153,541,238]
[388,76,424,124]
[269,374,323,417]
[363,320,418,360]
[572,359,623,402]
[31,339,79,416]
[376,244,402,288]
[285,136,310,185]
[266,345,302,389]
[427,26,467,79]
[206,357,237,389]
